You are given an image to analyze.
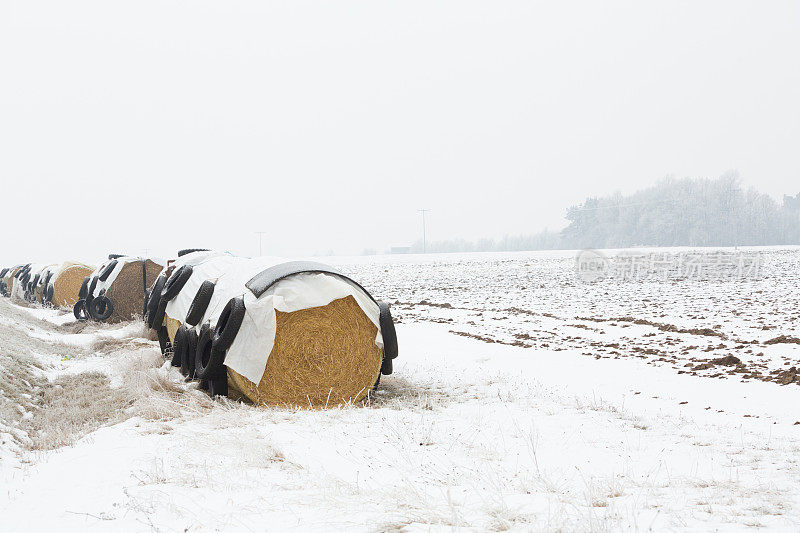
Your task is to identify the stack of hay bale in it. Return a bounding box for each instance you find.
[74,254,164,322]
[147,249,398,408]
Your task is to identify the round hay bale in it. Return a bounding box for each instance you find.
[1,267,19,294]
[11,264,39,303]
[227,294,382,408]
[51,263,95,309]
[0,267,19,297]
[104,259,163,322]
[33,265,57,304]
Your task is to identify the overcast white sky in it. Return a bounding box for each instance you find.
[1,1,798,263]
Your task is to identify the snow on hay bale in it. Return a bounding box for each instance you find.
[85,256,164,322]
[150,251,398,408]
[49,262,96,309]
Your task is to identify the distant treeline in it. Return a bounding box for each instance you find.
[404,174,800,253]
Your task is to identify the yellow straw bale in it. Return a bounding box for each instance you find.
[228,295,382,408]
[52,263,94,309]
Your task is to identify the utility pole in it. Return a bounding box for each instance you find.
[418,209,430,253]
[255,232,267,256]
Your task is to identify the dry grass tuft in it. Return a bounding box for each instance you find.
[25,372,130,450]
[0,296,220,452]
[16,348,217,451]
[115,348,215,420]
[367,375,449,411]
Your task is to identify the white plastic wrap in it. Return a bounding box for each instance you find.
[225,272,382,384]
[163,255,383,385]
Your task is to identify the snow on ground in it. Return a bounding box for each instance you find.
[1,247,799,531]
[331,246,800,389]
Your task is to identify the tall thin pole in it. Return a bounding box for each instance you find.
[255,232,267,256]
[418,209,430,253]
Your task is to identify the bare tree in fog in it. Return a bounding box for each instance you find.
[563,172,800,248]
[406,173,800,253]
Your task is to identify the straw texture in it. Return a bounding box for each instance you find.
[105,259,162,322]
[228,295,382,408]
[52,263,94,309]
[165,315,182,342]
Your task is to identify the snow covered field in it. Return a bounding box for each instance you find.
[1,247,799,531]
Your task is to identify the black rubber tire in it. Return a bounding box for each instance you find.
[161,265,193,302]
[98,260,118,282]
[73,299,89,321]
[178,248,210,257]
[41,273,53,303]
[0,280,7,297]
[43,284,54,304]
[150,298,167,332]
[378,301,398,375]
[380,357,393,376]
[185,281,215,326]
[145,274,167,328]
[171,326,187,366]
[108,254,125,260]
[208,372,228,398]
[181,328,199,378]
[87,276,98,304]
[0,268,8,278]
[16,265,31,280]
[89,296,114,321]
[195,324,226,380]
[78,276,90,299]
[157,325,172,356]
[212,297,246,352]
[87,294,103,319]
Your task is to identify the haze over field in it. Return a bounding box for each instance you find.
[1,1,799,262]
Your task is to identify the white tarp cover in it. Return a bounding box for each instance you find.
[164,253,383,384]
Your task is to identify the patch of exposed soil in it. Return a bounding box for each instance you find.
[764,335,800,345]
[711,355,742,366]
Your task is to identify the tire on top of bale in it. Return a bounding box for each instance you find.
[145,273,167,329]
[178,248,210,257]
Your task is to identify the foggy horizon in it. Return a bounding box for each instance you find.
[2,1,798,263]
